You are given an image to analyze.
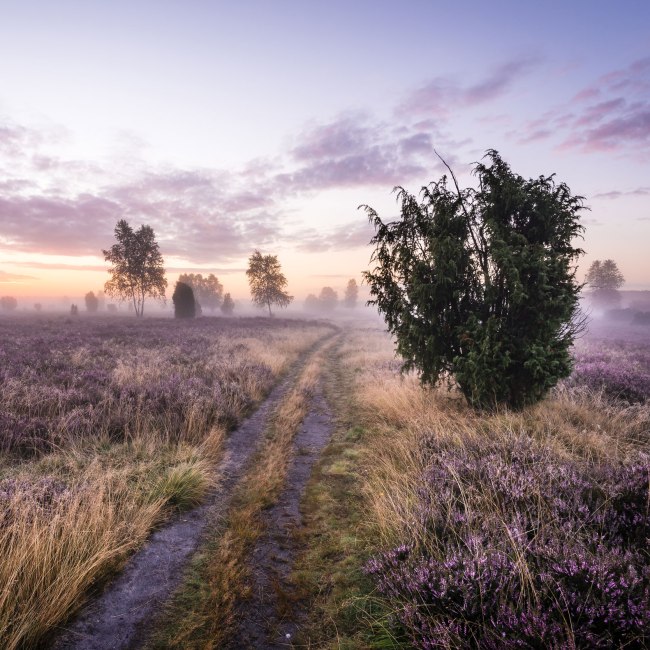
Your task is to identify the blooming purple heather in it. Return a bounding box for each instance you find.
[366,437,650,648]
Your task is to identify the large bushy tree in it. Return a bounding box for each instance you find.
[246,250,293,316]
[363,150,586,410]
[103,220,167,317]
[0,296,17,311]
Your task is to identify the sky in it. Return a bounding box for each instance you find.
[1,0,649,308]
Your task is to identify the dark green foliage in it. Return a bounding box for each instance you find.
[363,150,586,410]
[173,282,196,319]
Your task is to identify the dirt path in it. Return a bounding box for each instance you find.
[49,337,333,650]
[228,369,336,647]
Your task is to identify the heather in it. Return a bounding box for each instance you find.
[0,314,332,649]
[345,326,650,649]
[0,315,329,455]
[567,328,650,403]
[366,439,650,648]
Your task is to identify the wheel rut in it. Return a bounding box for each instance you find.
[49,335,334,650]
[228,351,337,648]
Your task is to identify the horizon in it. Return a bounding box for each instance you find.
[1,0,649,302]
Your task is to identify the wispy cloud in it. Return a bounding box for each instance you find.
[399,57,540,118]
[593,187,650,199]
[516,57,650,155]
[0,269,37,283]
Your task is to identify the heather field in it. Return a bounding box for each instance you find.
[0,314,333,649]
[1,314,649,649]
[338,323,650,649]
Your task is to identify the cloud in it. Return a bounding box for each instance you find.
[593,187,650,199]
[0,270,37,283]
[399,58,539,117]
[296,219,375,253]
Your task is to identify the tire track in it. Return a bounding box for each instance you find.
[228,342,338,649]
[49,334,335,650]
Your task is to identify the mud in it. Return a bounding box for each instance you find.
[228,385,335,649]
[49,345,327,650]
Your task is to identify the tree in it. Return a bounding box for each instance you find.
[585,259,624,308]
[34,303,42,312]
[221,292,235,315]
[103,219,167,317]
[343,278,359,308]
[304,294,319,311]
[85,291,99,313]
[363,150,585,410]
[246,250,293,316]
[172,281,196,318]
[178,273,223,311]
[318,286,338,311]
[0,296,17,311]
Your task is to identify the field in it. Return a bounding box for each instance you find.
[0,313,648,648]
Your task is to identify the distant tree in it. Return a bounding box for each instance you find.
[246,250,293,316]
[0,296,17,311]
[34,303,42,312]
[96,290,105,311]
[318,286,338,311]
[363,150,586,410]
[70,304,78,316]
[585,260,624,290]
[178,273,223,312]
[343,278,359,308]
[106,304,118,313]
[221,292,235,315]
[585,259,624,308]
[304,294,319,311]
[103,219,167,317]
[172,281,196,318]
[85,291,99,313]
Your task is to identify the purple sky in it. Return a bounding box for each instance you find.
[1,0,649,301]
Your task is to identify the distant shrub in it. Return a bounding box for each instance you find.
[85,291,99,313]
[366,438,650,648]
[172,281,196,318]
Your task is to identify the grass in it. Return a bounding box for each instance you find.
[0,315,334,649]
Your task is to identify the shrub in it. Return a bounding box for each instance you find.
[172,282,196,318]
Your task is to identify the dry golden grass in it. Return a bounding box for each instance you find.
[344,326,650,550]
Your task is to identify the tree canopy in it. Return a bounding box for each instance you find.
[84,291,99,313]
[246,250,293,316]
[343,278,359,308]
[221,292,235,315]
[363,150,586,410]
[585,259,624,291]
[178,273,223,311]
[318,286,338,310]
[103,219,167,317]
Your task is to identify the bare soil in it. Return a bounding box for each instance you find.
[48,344,326,650]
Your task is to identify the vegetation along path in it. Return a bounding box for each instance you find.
[49,331,336,650]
